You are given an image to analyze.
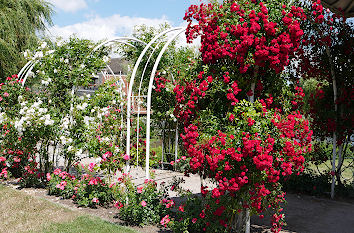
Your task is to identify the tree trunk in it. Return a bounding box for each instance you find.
[325,45,338,199]
[231,208,251,233]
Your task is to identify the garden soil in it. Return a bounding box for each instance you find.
[2,167,354,233]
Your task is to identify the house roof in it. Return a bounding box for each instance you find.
[105,58,129,75]
[321,0,354,18]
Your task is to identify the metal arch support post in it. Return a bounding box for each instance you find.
[125,27,183,167]
[135,40,164,167]
[144,27,186,179]
[21,61,39,87]
[18,60,35,80]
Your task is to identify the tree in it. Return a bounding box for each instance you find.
[0,0,53,80]
[294,0,353,198]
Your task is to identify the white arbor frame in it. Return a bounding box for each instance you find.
[126,27,186,178]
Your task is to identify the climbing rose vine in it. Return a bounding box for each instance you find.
[172,1,313,232]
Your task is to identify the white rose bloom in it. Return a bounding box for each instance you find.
[41,42,47,49]
[80,64,85,69]
[41,80,49,86]
[103,56,109,63]
[56,40,63,46]
[34,51,43,59]
[67,146,74,152]
[0,113,6,124]
[64,59,69,64]
[95,157,102,163]
[27,108,35,115]
[54,69,58,73]
[60,136,67,145]
[44,115,54,126]
[75,149,83,157]
[47,50,55,55]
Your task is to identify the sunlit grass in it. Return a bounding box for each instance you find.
[307,159,354,184]
[0,184,137,233]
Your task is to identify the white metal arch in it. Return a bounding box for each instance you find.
[125,27,186,178]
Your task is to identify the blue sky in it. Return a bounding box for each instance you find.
[48,0,199,40]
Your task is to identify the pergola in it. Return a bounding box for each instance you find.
[321,0,354,18]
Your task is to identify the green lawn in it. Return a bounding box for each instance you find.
[0,184,137,233]
[307,158,354,184]
[38,216,137,233]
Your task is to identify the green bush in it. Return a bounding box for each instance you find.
[112,174,168,226]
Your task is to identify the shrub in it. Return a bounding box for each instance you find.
[112,173,168,226]
[47,168,113,208]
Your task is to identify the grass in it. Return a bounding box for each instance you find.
[0,184,137,233]
[38,216,137,233]
[307,158,354,184]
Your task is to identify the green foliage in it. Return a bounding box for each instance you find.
[112,174,168,226]
[0,0,53,79]
[47,168,114,208]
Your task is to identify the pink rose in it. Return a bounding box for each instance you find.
[46,173,51,181]
[140,200,147,207]
[137,186,143,194]
[123,154,130,160]
[160,215,170,227]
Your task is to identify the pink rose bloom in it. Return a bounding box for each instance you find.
[109,182,116,188]
[137,186,143,194]
[53,168,61,175]
[140,200,147,207]
[114,201,123,209]
[56,181,67,190]
[192,218,197,224]
[3,92,9,97]
[0,156,6,162]
[122,154,130,161]
[89,178,98,185]
[88,163,96,172]
[0,168,8,178]
[13,157,21,163]
[160,215,170,227]
[92,198,99,203]
[166,200,175,208]
[46,173,51,181]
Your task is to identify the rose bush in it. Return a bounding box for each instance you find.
[169,1,313,232]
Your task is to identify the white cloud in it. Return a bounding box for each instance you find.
[49,14,168,41]
[48,14,170,41]
[49,0,87,13]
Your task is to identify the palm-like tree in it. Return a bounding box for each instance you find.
[0,0,53,80]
